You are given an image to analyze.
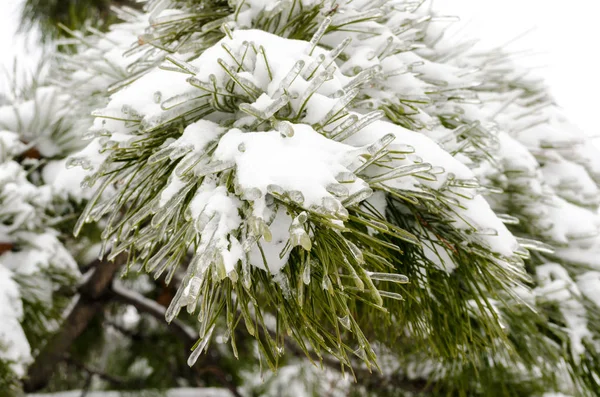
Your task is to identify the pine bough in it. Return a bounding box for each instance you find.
[2,0,600,395]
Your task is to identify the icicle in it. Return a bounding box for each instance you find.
[496,214,520,225]
[354,346,367,361]
[169,145,194,161]
[342,188,374,207]
[187,324,216,366]
[343,259,365,291]
[377,36,396,60]
[238,103,264,119]
[213,252,227,281]
[165,55,199,75]
[343,65,382,91]
[326,37,352,67]
[162,92,205,110]
[446,177,480,189]
[302,257,312,285]
[66,157,93,170]
[338,315,352,330]
[241,234,258,253]
[326,183,349,198]
[288,190,305,204]
[278,60,305,93]
[318,88,359,127]
[302,54,326,80]
[240,95,289,120]
[327,114,358,138]
[166,278,188,323]
[322,196,340,214]
[263,94,289,118]
[141,98,207,132]
[369,163,432,183]
[242,187,262,201]
[289,217,311,251]
[307,17,332,55]
[332,110,384,142]
[193,160,235,177]
[274,120,295,138]
[366,133,396,156]
[296,68,333,116]
[335,172,357,183]
[267,184,286,197]
[516,237,555,254]
[249,216,272,242]
[175,152,205,178]
[367,272,409,284]
[241,253,252,289]
[346,241,365,265]
[220,23,234,40]
[322,274,334,294]
[185,275,203,310]
[379,290,404,301]
[274,273,293,299]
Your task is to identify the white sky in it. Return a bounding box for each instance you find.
[1,0,600,134]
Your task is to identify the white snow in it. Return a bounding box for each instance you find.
[214,123,369,215]
[0,265,32,376]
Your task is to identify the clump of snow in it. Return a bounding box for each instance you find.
[214,123,369,217]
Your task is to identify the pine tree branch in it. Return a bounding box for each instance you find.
[110,281,197,345]
[23,253,127,392]
[110,282,244,397]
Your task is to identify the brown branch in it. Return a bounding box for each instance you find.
[110,281,197,346]
[23,253,128,392]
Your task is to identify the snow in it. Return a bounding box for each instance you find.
[188,180,242,274]
[0,265,32,377]
[348,120,520,259]
[577,272,600,308]
[42,159,93,201]
[0,86,74,156]
[214,123,369,215]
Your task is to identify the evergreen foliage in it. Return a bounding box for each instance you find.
[2,1,600,396]
[20,0,142,40]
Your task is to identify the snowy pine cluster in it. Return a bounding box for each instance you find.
[2,0,600,396]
